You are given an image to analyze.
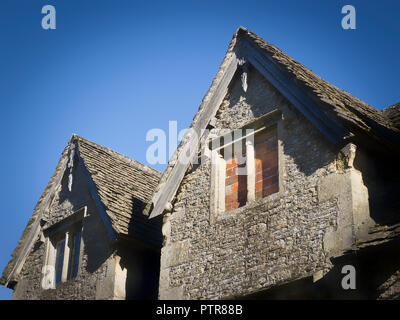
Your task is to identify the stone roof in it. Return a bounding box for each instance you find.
[74,135,161,236]
[145,26,400,217]
[382,102,400,130]
[1,135,161,287]
[239,28,400,137]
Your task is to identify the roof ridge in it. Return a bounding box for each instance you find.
[383,102,400,111]
[71,134,161,177]
[382,102,400,130]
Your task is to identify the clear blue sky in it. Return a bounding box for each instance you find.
[0,0,398,299]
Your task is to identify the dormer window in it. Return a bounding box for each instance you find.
[42,207,86,289]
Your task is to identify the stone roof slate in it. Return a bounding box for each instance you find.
[74,135,161,236]
[382,102,400,130]
[238,28,398,135]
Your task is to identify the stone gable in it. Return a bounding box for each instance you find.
[159,65,345,299]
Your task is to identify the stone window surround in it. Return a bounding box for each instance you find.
[42,206,87,289]
[209,110,285,224]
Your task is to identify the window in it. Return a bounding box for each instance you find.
[42,207,86,289]
[54,238,65,285]
[68,231,82,279]
[53,230,82,285]
[210,114,280,217]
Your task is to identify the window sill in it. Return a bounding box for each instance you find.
[213,189,282,223]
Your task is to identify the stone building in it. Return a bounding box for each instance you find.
[2,26,400,300]
[0,135,162,299]
[145,27,400,299]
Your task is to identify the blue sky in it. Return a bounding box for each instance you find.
[0,0,398,299]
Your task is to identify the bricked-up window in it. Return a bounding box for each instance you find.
[255,127,279,199]
[212,125,279,214]
[225,147,247,212]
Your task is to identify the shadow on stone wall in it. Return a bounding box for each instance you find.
[119,196,161,300]
[118,243,160,300]
[354,149,400,225]
[238,241,400,299]
[128,197,163,247]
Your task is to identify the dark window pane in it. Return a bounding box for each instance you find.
[55,239,65,285]
[67,234,75,280]
[71,231,81,279]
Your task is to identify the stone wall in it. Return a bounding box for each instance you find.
[159,66,362,299]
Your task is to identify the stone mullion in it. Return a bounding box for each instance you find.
[61,232,70,282]
[246,140,255,202]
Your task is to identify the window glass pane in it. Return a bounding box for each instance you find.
[55,239,65,285]
[71,231,81,279]
[67,233,75,280]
